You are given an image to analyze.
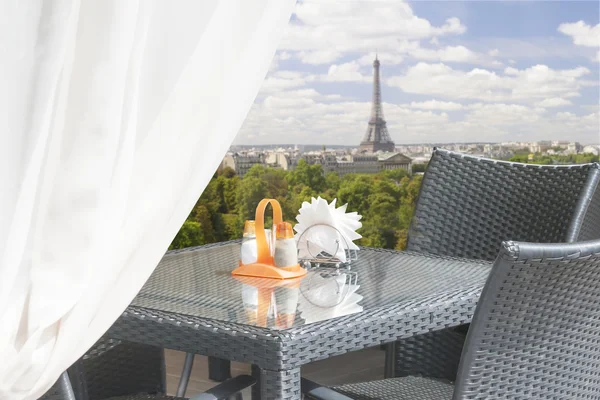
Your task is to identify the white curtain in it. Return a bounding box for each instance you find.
[0,1,295,399]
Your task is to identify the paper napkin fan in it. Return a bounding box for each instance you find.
[294,197,362,262]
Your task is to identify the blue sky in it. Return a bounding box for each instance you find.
[236,0,600,145]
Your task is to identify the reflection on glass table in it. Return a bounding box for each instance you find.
[299,270,362,324]
[237,270,362,329]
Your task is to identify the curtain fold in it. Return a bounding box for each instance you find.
[0,1,295,398]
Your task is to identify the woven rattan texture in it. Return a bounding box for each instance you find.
[84,341,164,400]
[331,376,453,400]
[38,340,164,400]
[576,164,600,241]
[109,245,491,371]
[396,149,596,381]
[407,148,592,261]
[453,241,600,399]
[83,337,121,360]
[393,328,464,381]
[254,368,301,400]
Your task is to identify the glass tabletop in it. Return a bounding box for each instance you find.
[132,241,491,330]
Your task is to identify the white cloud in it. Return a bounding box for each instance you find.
[325,62,370,83]
[298,50,342,65]
[556,111,576,120]
[410,100,464,110]
[465,103,544,125]
[469,37,594,62]
[270,51,295,72]
[406,45,501,67]
[240,3,600,146]
[278,0,465,64]
[356,44,495,66]
[558,21,600,62]
[237,87,599,145]
[238,89,451,144]
[558,21,600,47]
[582,104,600,112]
[388,63,592,102]
[550,111,599,138]
[409,45,480,63]
[236,90,600,145]
[280,88,345,102]
[535,98,573,108]
[260,71,310,94]
[358,52,406,66]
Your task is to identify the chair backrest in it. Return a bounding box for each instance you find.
[453,239,600,400]
[40,338,165,400]
[407,148,594,261]
[567,163,600,242]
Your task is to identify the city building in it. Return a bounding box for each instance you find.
[264,152,293,170]
[378,152,412,173]
[582,145,600,155]
[566,142,583,155]
[222,153,263,177]
[529,141,552,153]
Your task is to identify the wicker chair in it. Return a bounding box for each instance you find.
[39,339,254,400]
[388,149,600,381]
[567,162,600,242]
[303,238,600,399]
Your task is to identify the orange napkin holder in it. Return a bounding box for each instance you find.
[232,198,306,280]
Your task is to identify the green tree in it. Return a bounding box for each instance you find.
[411,163,427,173]
[289,159,326,193]
[395,229,408,250]
[218,166,236,178]
[193,204,216,243]
[325,172,341,192]
[337,175,374,213]
[223,175,240,213]
[222,214,242,241]
[172,158,427,251]
[169,221,204,250]
[236,176,268,225]
[380,168,409,181]
[358,224,388,248]
[509,154,530,163]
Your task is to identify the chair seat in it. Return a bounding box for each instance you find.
[333,376,453,400]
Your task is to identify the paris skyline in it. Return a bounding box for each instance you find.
[235,0,600,146]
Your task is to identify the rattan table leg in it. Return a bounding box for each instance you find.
[384,342,396,378]
[251,365,301,400]
[208,356,231,382]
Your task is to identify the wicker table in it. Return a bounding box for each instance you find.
[108,241,492,399]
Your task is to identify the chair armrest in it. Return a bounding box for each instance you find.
[301,378,354,400]
[190,375,256,400]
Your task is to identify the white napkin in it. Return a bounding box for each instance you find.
[297,272,363,324]
[294,197,362,262]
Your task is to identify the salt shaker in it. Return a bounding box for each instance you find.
[274,222,298,268]
[240,220,257,264]
[241,220,273,264]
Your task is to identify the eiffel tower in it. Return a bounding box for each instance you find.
[359,55,395,153]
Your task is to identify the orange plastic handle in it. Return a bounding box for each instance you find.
[254,198,283,264]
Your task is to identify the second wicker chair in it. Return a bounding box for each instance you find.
[391,148,600,381]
